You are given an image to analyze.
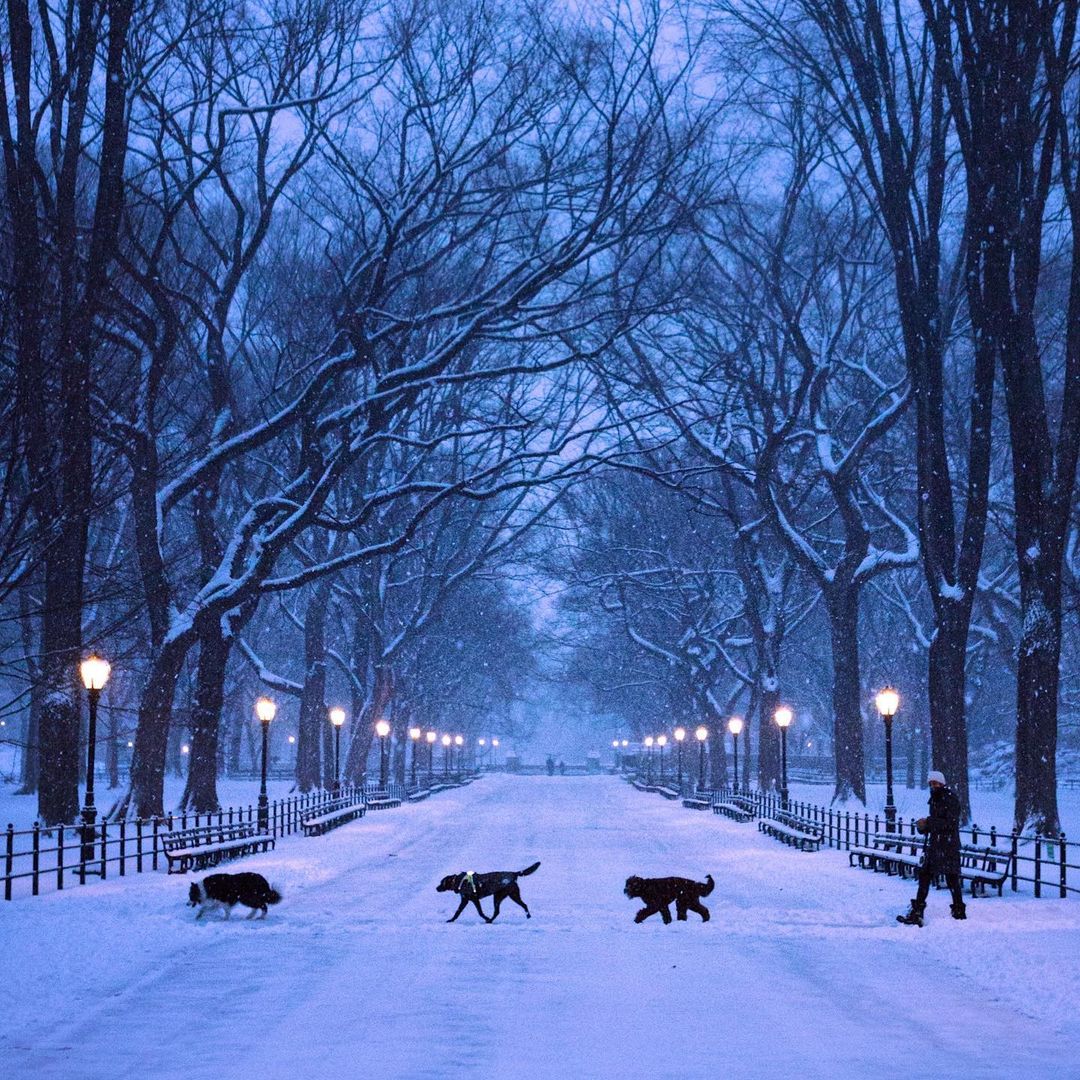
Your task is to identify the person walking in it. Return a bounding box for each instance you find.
[897,770,967,926]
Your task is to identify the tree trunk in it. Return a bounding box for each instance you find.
[127,634,191,819]
[296,586,330,792]
[827,588,866,804]
[927,601,973,820]
[181,620,230,812]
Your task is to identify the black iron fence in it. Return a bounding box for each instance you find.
[3,779,410,902]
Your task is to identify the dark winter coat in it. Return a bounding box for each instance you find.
[921,785,962,875]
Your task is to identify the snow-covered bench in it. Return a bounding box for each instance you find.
[655,786,681,800]
[300,797,366,836]
[713,800,754,822]
[365,791,402,810]
[758,815,823,852]
[849,835,1012,896]
[161,821,274,874]
[682,794,712,810]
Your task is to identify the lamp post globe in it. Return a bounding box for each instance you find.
[79,656,111,875]
[409,727,422,787]
[426,730,437,781]
[375,720,391,789]
[774,706,793,809]
[673,727,686,788]
[695,725,708,792]
[255,697,276,832]
[875,687,900,832]
[727,716,744,794]
[330,708,346,794]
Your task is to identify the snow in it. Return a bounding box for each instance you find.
[2,775,1078,1079]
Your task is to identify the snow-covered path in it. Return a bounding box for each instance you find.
[3,775,1078,1080]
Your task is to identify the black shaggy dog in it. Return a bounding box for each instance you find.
[188,872,282,920]
[436,862,541,922]
[624,874,713,924]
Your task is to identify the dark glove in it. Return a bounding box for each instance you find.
[916,817,929,835]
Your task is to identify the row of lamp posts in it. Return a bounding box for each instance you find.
[616,686,902,825]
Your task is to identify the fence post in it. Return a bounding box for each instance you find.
[4,823,13,901]
[57,824,65,891]
[100,820,108,879]
[137,818,144,874]
[1011,831,1018,892]
[119,820,126,877]
[1035,835,1042,899]
[1061,833,1068,899]
[32,821,40,896]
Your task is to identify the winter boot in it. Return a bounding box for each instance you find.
[950,901,967,920]
[896,899,925,927]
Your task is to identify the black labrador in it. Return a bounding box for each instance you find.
[436,861,540,922]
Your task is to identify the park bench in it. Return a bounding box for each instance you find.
[849,834,1013,896]
[631,778,653,793]
[682,794,712,810]
[365,790,402,810]
[655,786,681,800]
[300,796,366,837]
[712,800,754,823]
[406,788,431,802]
[758,813,823,852]
[161,821,274,874]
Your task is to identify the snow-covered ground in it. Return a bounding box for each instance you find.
[2,774,1078,1080]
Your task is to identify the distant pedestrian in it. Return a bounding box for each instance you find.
[558,760,566,776]
[897,770,967,926]
[546,755,555,776]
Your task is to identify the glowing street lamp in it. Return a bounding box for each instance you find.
[375,719,391,789]
[728,716,744,794]
[77,656,111,875]
[426,729,437,782]
[674,727,686,788]
[644,736,655,784]
[255,697,277,832]
[695,726,708,792]
[330,708,347,793]
[876,687,901,832]
[441,733,452,777]
[409,727,422,787]
[656,734,668,781]
[454,734,464,774]
[774,706,793,809]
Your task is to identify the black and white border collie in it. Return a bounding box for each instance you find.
[188,872,282,920]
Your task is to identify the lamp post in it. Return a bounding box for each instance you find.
[644,736,654,784]
[728,716,744,794]
[426,730,437,782]
[330,708,346,794]
[612,738,620,770]
[454,734,464,775]
[409,727,422,787]
[375,720,391,789]
[876,687,900,832]
[79,656,111,871]
[491,737,499,770]
[479,737,487,771]
[657,734,667,780]
[255,697,276,832]
[774,706,793,810]
[695,726,708,792]
[442,733,452,777]
[674,727,686,788]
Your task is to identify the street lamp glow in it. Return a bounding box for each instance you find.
[644,736,654,748]
[728,716,744,737]
[441,734,452,747]
[330,707,346,728]
[674,727,686,742]
[621,739,628,748]
[287,735,296,744]
[410,727,422,741]
[875,687,900,718]
[80,655,111,691]
[479,738,487,746]
[695,726,708,742]
[612,739,619,748]
[454,734,464,747]
[181,744,189,754]
[255,697,277,724]
[375,719,391,738]
[492,738,499,747]
[774,706,793,728]
[656,735,668,747]
[426,730,437,744]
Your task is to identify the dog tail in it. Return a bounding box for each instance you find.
[267,885,283,905]
[699,874,714,897]
[519,861,541,877]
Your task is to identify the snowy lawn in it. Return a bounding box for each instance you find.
[2,774,1077,1080]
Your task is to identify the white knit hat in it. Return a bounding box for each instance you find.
[927,770,946,785]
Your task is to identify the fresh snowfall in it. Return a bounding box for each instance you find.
[2,775,1077,1080]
